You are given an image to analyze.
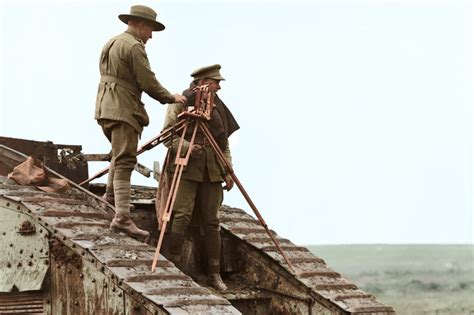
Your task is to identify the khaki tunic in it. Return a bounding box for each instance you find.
[162,102,232,239]
[162,102,232,183]
[95,30,175,134]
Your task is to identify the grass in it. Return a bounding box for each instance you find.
[307,245,474,315]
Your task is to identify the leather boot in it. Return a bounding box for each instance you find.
[110,214,149,241]
[208,258,227,291]
[208,273,227,292]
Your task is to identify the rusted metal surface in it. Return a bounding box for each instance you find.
[0,145,240,314]
[18,219,37,234]
[218,205,395,314]
[0,136,88,184]
[0,291,45,314]
[88,179,395,312]
[0,143,394,314]
[0,204,50,292]
[0,194,239,314]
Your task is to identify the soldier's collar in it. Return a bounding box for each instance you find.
[125,30,144,44]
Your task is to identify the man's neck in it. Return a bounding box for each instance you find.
[126,27,140,39]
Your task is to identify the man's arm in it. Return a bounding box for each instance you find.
[162,103,191,155]
[223,142,232,167]
[222,141,234,190]
[130,44,185,104]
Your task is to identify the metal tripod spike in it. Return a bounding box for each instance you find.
[151,84,295,273]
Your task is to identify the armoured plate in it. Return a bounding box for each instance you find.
[0,201,49,292]
[0,142,395,314]
[0,145,241,314]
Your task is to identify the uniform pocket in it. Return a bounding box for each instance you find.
[131,93,150,126]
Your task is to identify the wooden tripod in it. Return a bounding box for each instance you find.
[151,86,295,273]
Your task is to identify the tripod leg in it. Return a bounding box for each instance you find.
[198,121,296,272]
[80,119,187,186]
[152,163,182,271]
[151,120,199,271]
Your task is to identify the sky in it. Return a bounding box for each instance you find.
[0,0,472,245]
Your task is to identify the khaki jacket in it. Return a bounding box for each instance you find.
[162,103,232,183]
[95,30,175,134]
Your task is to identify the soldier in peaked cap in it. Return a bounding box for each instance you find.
[191,64,226,81]
[159,64,239,291]
[95,5,187,240]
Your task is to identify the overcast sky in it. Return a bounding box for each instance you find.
[0,0,472,245]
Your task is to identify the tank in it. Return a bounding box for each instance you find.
[0,137,395,314]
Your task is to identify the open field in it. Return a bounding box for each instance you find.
[308,245,474,315]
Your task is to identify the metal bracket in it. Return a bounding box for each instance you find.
[17,220,36,235]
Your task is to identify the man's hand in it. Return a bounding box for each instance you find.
[190,144,203,158]
[173,94,187,105]
[223,174,234,191]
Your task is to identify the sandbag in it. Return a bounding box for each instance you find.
[8,156,69,194]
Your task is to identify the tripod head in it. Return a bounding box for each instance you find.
[180,84,215,121]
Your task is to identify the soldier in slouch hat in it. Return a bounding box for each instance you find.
[95,5,186,239]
